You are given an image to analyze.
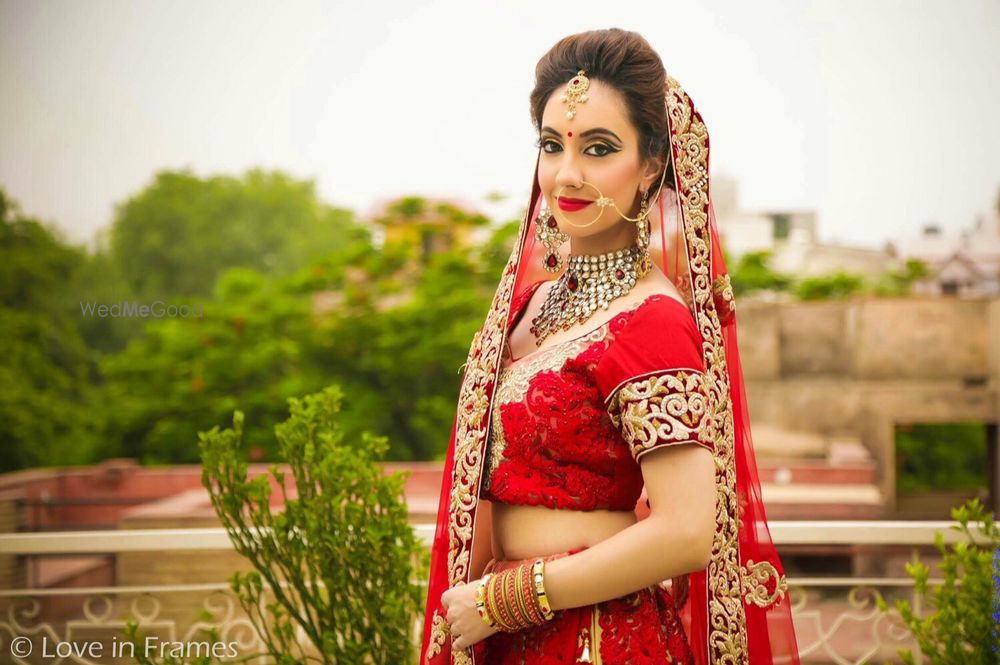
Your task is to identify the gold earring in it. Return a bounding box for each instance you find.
[635,190,652,279]
[534,207,568,273]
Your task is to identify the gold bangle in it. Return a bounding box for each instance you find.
[490,569,518,632]
[475,574,495,627]
[485,572,509,631]
[519,563,542,624]
[513,564,529,626]
[505,566,523,627]
[532,558,555,621]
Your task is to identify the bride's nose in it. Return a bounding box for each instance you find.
[554,162,584,195]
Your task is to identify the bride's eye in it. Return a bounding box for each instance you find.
[586,143,615,157]
[535,139,559,153]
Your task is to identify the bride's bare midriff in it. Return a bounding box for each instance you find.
[489,500,637,561]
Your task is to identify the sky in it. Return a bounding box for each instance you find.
[1,0,998,251]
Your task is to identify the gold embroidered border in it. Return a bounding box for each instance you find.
[425,609,449,662]
[713,273,735,312]
[665,74,749,662]
[429,224,523,665]
[607,369,712,462]
[741,559,789,609]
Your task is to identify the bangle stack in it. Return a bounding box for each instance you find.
[475,558,555,632]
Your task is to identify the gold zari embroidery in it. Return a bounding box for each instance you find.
[740,560,789,609]
[608,370,711,462]
[424,609,449,663]
[666,73,751,661]
[713,273,735,312]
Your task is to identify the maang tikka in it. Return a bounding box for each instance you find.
[559,69,590,119]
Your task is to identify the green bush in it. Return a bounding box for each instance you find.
[728,250,794,296]
[192,385,428,664]
[876,498,999,663]
[794,271,866,300]
[872,259,930,296]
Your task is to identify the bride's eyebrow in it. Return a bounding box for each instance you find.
[540,126,623,144]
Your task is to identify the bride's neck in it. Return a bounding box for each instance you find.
[567,220,637,256]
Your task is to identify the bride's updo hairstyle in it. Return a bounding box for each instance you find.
[528,28,675,192]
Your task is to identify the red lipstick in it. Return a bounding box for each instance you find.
[558,196,593,212]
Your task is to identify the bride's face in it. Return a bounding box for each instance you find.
[537,78,661,240]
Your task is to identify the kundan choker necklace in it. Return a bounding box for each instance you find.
[529,243,643,346]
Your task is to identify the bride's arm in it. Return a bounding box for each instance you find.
[541,443,715,611]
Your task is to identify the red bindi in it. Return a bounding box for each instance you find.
[567,131,573,138]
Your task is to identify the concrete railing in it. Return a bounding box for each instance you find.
[1,519,991,553]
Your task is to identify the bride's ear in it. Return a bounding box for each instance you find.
[641,155,666,193]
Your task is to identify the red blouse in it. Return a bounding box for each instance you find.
[481,279,713,512]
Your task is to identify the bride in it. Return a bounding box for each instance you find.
[420,28,800,665]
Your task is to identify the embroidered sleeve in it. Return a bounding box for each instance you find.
[607,368,714,462]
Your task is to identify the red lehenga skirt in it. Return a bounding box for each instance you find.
[479,545,694,664]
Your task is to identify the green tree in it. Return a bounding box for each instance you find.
[94,236,496,464]
[97,266,327,464]
[73,246,141,354]
[896,423,987,492]
[109,168,365,299]
[2,174,531,470]
[0,188,102,471]
[315,246,494,461]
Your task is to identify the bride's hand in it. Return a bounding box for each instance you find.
[441,580,501,651]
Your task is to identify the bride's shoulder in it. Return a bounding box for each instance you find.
[595,281,705,396]
[614,277,701,353]
[629,275,691,321]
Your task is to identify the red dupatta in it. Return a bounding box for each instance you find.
[419,74,800,665]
